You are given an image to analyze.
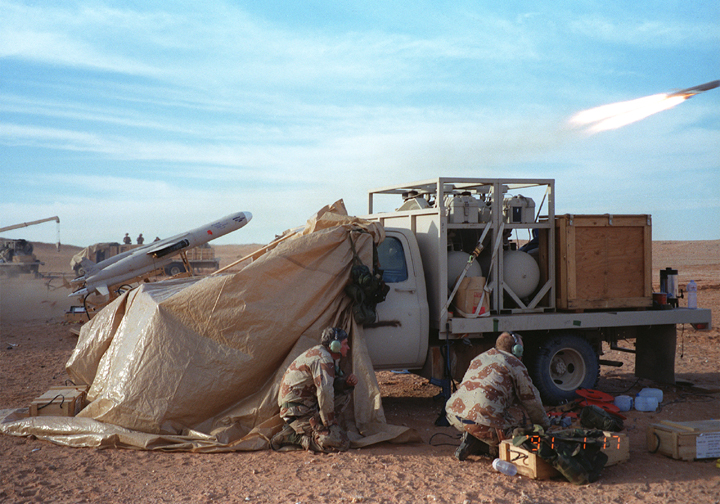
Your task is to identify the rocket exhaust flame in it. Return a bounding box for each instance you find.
[570,80,719,133]
[570,93,687,133]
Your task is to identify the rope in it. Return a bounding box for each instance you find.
[37,394,65,411]
[347,230,366,267]
[429,432,462,447]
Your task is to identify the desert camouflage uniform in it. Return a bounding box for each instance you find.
[277,345,353,452]
[446,348,549,447]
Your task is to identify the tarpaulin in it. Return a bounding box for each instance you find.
[0,203,419,451]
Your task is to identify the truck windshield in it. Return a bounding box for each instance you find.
[377,237,408,283]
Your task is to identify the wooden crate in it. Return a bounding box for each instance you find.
[499,432,629,480]
[29,385,88,417]
[647,420,720,461]
[555,214,652,310]
[499,440,560,480]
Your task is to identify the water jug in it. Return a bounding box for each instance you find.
[638,387,663,403]
[613,395,633,412]
[635,395,658,412]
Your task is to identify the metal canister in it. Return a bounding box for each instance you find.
[659,267,679,306]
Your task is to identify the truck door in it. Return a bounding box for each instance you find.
[364,229,429,370]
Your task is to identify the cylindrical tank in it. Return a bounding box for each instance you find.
[659,268,679,298]
[503,250,540,299]
[447,251,483,290]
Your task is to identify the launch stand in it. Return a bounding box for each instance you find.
[70,254,194,322]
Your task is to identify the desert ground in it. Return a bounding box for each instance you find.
[0,240,718,503]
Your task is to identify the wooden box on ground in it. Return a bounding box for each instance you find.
[29,385,89,417]
[647,420,720,461]
[555,214,652,311]
[499,432,629,480]
[499,440,559,480]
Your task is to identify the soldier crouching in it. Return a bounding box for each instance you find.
[272,327,358,453]
[446,331,550,461]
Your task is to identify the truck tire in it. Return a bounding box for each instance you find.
[528,333,599,405]
[165,262,185,276]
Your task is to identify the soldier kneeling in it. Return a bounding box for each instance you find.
[272,327,358,453]
[446,331,550,461]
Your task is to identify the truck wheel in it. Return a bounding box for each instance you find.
[528,333,599,405]
[166,263,185,276]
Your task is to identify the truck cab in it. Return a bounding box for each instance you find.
[364,229,429,370]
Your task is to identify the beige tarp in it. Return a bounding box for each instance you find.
[69,242,129,271]
[0,203,419,451]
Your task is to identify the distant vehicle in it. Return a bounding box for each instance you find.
[0,238,44,277]
[69,211,252,297]
[0,216,60,277]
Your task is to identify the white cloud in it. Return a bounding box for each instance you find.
[568,15,720,47]
[0,123,105,149]
[0,0,547,97]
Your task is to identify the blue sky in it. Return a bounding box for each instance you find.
[1,1,719,246]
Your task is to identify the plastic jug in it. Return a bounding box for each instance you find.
[492,458,518,476]
[613,395,633,412]
[687,280,697,309]
[638,388,663,403]
[635,395,658,412]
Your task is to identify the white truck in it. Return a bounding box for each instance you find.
[360,177,712,404]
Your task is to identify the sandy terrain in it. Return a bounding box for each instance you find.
[0,240,718,503]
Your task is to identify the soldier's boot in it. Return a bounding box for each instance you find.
[300,434,316,452]
[299,430,347,453]
[270,424,303,451]
[313,424,350,453]
[455,432,486,461]
[487,441,499,458]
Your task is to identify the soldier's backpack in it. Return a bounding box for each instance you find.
[344,232,389,325]
[515,428,609,485]
[579,405,624,432]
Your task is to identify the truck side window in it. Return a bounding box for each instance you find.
[377,237,408,283]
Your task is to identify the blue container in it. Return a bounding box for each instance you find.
[614,395,633,412]
[638,388,663,403]
[635,395,658,412]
